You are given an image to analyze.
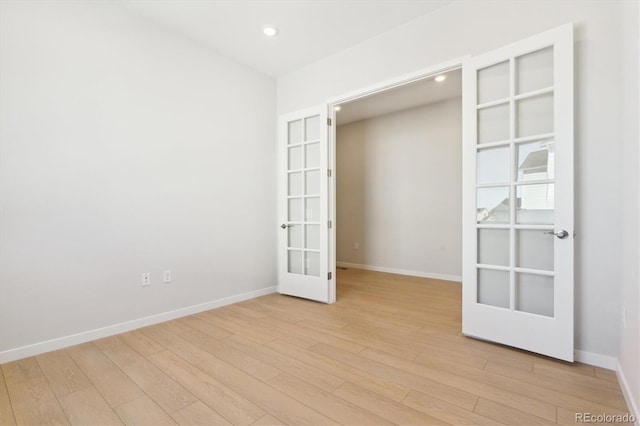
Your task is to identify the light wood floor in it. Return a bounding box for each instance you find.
[0,269,631,425]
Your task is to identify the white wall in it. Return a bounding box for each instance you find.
[336,99,462,280]
[0,1,276,360]
[278,0,637,369]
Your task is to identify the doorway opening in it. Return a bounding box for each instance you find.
[329,68,463,292]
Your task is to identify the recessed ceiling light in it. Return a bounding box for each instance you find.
[263,26,279,37]
[334,106,342,111]
[435,75,447,82]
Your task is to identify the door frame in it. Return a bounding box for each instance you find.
[325,56,469,302]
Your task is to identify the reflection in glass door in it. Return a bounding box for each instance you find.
[475,46,556,316]
[286,115,322,277]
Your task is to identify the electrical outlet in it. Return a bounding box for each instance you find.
[163,270,172,283]
[141,272,151,287]
[353,242,359,250]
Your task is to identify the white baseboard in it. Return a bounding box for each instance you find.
[573,350,618,370]
[617,360,640,426]
[336,261,461,282]
[0,286,276,364]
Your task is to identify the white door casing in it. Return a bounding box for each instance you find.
[462,23,574,361]
[278,106,333,303]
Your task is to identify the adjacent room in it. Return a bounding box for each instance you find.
[335,70,462,282]
[0,1,638,425]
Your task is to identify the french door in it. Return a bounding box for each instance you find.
[462,24,574,361]
[277,106,333,303]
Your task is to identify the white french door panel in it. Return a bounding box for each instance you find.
[278,105,332,303]
[462,23,574,361]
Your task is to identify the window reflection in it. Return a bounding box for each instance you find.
[518,140,554,181]
[476,140,555,224]
[477,187,509,223]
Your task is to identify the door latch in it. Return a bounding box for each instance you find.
[545,230,569,239]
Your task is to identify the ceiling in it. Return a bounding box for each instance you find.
[335,68,462,126]
[118,0,452,77]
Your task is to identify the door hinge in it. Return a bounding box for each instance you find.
[328,220,332,229]
[327,117,332,126]
[328,272,332,280]
[327,169,332,177]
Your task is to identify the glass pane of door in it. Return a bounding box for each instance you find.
[288,225,302,248]
[477,269,510,308]
[288,146,303,170]
[477,146,510,184]
[478,229,509,266]
[285,113,323,278]
[474,45,559,319]
[516,183,554,224]
[305,225,320,250]
[288,198,302,222]
[478,61,509,103]
[305,143,320,168]
[288,250,302,274]
[516,94,554,138]
[305,252,320,277]
[305,197,320,221]
[516,47,553,94]
[305,170,320,195]
[516,229,554,270]
[288,172,302,196]
[477,186,510,223]
[515,273,554,317]
[517,139,554,181]
[303,116,321,276]
[478,103,509,144]
[288,120,302,145]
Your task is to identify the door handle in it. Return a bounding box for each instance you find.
[280,224,294,229]
[545,230,569,239]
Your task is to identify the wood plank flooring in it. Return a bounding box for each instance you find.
[0,269,632,425]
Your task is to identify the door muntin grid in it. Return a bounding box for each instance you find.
[475,46,556,317]
[286,115,321,277]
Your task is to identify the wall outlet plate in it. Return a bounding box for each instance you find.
[141,273,151,287]
[163,270,172,283]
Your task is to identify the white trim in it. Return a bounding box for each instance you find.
[336,261,461,283]
[617,360,640,426]
[573,350,617,370]
[0,286,276,364]
[326,56,468,106]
